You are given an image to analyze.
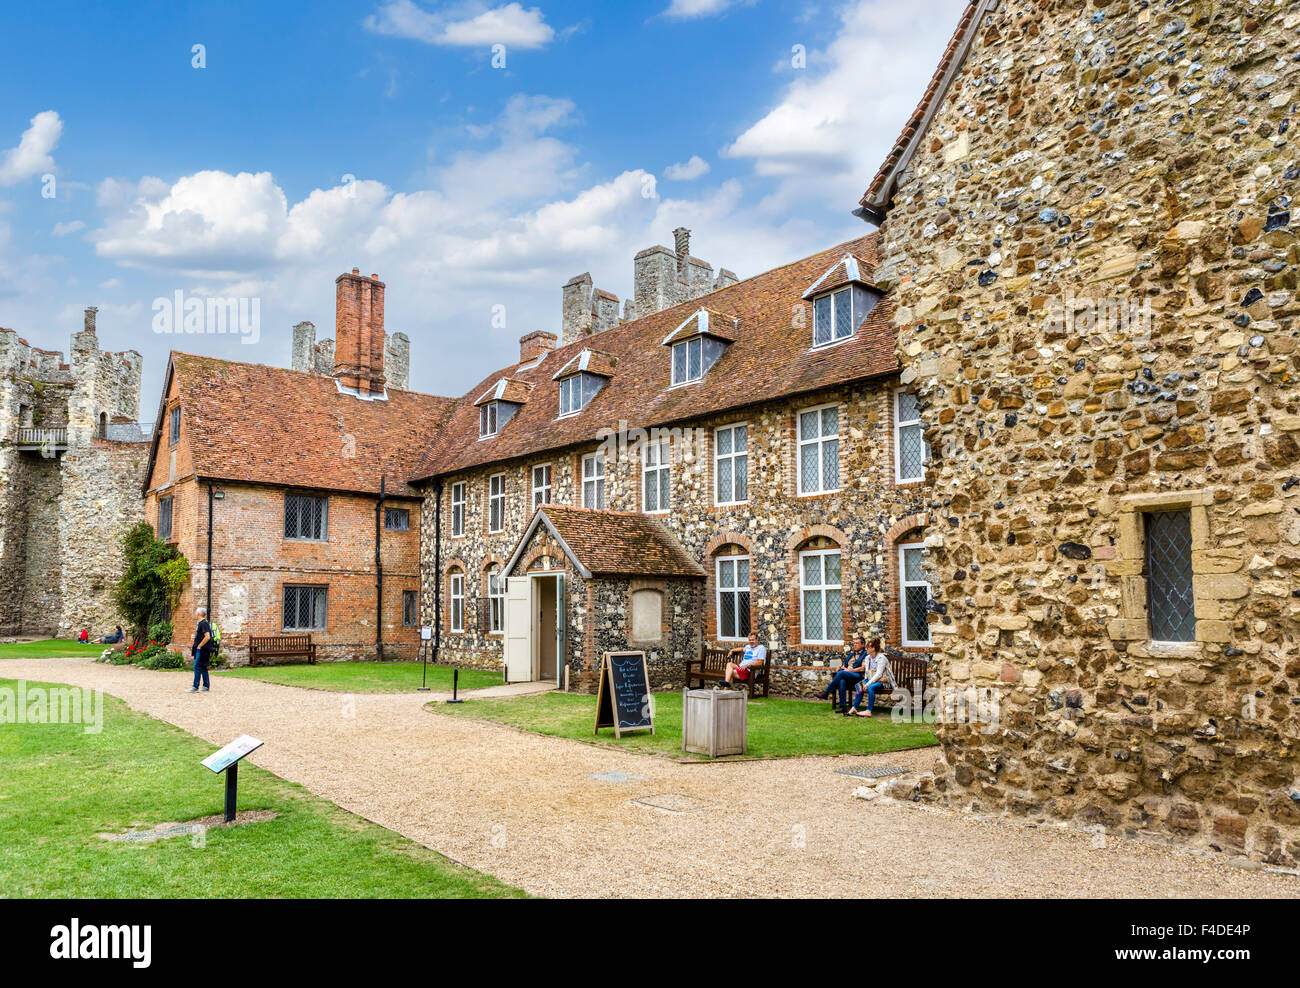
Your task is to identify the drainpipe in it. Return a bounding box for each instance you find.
[433,478,442,663]
[206,481,214,617]
[375,475,385,662]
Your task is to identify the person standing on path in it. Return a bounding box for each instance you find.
[187,607,213,693]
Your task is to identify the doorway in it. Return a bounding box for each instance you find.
[504,571,566,685]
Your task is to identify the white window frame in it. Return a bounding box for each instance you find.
[642,439,671,515]
[715,555,751,641]
[558,376,582,417]
[799,548,843,645]
[449,573,464,633]
[479,402,498,439]
[797,402,840,496]
[582,452,605,510]
[713,423,748,506]
[899,541,931,647]
[812,285,855,348]
[487,566,505,634]
[670,337,703,387]
[450,481,466,538]
[488,473,506,533]
[894,389,928,484]
[531,464,552,510]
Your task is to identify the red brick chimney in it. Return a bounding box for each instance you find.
[334,268,386,396]
[519,330,557,363]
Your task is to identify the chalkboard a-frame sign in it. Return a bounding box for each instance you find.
[594,651,654,738]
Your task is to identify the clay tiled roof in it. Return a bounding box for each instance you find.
[412,233,897,481]
[148,353,457,498]
[511,505,705,579]
[552,347,618,380]
[474,377,534,407]
[857,0,985,222]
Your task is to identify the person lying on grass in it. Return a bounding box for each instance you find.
[846,639,896,717]
[817,635,869,711]
[718,633,767,689]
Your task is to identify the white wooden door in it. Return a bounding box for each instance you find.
[504,576,534,682]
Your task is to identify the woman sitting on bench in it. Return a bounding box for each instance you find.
[718,633,766,689]
[846,640,896,717]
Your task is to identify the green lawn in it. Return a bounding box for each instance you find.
[431,690,937,760]
[0,639,108,660]
[218,661,502,693]
[0,676,526,898]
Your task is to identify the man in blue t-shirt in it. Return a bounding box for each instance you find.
[719,633,767,689]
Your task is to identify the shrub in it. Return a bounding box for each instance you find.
[112,523,190,645]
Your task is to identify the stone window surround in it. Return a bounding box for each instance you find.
[1107,489,1221,653]
[627,577,671,647]
[402,589,418,627]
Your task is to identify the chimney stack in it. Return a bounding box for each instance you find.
[519,330,558,364]
[84,306,98,334]
[334,269,387,396]
[673,227,690,278]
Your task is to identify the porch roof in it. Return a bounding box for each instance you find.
[506,505,706,580]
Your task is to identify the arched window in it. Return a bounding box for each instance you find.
[714,547,750,641]
[898,531,930,646]
[448,569,465,633]
[799,539,842,645]
[486,564,505,634]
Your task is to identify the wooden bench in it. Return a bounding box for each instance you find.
[684,643,771,698]
[248,634,316,667]
[827,652,929,710]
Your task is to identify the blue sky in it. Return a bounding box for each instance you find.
[0,0,962,410]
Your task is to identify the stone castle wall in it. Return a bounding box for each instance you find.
[875,0,1299,862]
[0,321,149,638]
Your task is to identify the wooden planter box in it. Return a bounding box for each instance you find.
[682,688,748,757]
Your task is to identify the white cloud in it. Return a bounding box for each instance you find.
[663,0,745,18]
[52,220,86,237]
[663,155,710,181]
[364,1,555,49]
[722,0,959,209]
[0,110,62,187]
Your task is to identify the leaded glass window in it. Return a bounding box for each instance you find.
[1146,509,1195,642]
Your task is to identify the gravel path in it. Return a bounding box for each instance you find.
[4,657,1296,899]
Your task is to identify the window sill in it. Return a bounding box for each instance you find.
[809,335,856,352]
[894,477,928,488]
[796,489,842,499]
[714,500,749,509]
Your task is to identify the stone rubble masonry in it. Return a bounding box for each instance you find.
[874,0,1300,863]
[421,378,930,689]
[0,316,148,636]
[560,228,741,344]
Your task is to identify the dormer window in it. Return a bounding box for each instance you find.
[662,307,737,389]
[475,377,529,438]
[803,253,881,349]
[479,402,498,438]
[671,337,703,386]
[553,349,614,418]
[813,287,855,346]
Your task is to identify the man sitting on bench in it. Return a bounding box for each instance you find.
[718,633,766,689]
